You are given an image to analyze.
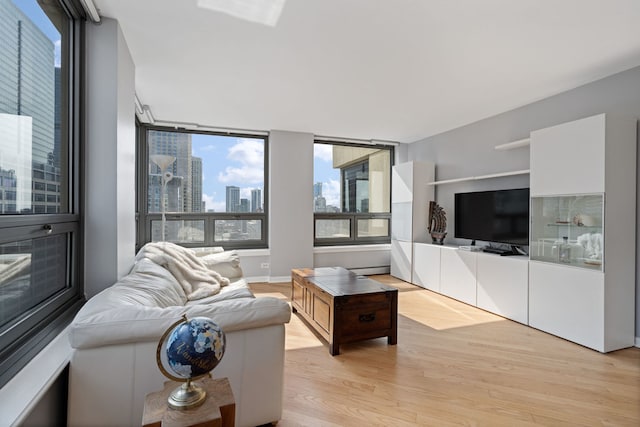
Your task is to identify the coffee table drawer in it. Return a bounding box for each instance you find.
[338,303,391,336]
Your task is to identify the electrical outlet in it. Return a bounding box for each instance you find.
[260,262,270,269]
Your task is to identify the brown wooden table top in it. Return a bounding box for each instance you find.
[292,267,397,296]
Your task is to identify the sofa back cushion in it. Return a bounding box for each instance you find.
[116,258,188,307]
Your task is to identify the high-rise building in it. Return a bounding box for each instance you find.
[191,156,202,212]
[314,182,323,198]
[251,188,262,212]
[147,130,193,214]
[226,186,240,212]
[239,198,249,213]
[314,196,326,212]
[1,0,59,214]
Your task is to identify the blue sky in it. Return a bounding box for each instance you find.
[13,0,61,65]
[313,144,340,207]
[191,135,339,211]
[191,134,265,212]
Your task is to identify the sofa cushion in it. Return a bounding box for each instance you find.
[124,258,188,306]
[185,278,254,305]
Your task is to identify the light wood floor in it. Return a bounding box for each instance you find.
[250,276,640,426]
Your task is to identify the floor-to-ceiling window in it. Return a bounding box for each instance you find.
[313,141,393,246]
[137,126,268,250]
[0,0,83,387]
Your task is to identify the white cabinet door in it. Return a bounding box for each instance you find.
[476,254,529,324]
[391,202,412,241]
[390,239,412,282]
[530,114,605,196]
[529,261,605,351]
[392,162,413,203]
[440,248,477,305]
[413,243,441,291]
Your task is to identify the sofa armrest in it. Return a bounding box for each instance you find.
[69,296,291,350]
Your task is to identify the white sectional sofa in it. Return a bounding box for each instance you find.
[67,245,291,427]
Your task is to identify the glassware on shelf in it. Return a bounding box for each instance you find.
[530,194,604,270]
[558,236,570,263]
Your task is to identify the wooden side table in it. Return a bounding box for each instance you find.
[142,377,235,427]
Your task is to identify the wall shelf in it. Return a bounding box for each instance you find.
[495,138,531,150]
[427,169,530,186]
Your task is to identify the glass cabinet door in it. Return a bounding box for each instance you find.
[530,194,604,270]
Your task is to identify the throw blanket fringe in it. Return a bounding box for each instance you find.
[136,242,230,300]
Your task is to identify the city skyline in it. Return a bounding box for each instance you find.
[189,133,263,212]
[1,0,62,215]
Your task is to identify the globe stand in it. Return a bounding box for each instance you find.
[156,315,226,412]
[167,378,207,410]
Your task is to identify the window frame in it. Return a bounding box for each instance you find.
[0,0,85,388]
[136,124,269,251]
[313,140,393,247]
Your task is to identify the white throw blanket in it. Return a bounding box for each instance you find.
[136,242,230,300]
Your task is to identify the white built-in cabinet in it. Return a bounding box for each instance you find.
[528,113,636,352]
[390,161,434,282]
[413,243,529,324]
[412,243,441,291]
[399,113,636,353]
[440,247,477,306]
[476,253,529,324]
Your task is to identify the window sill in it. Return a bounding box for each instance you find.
[314,243,391,253]
[0,326,72,426]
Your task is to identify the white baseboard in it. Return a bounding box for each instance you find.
[245,275,291,283]
[245,275,269,283]
[269,275,291,283]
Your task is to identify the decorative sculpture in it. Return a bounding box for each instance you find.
[428,201,447,245]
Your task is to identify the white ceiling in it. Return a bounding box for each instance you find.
[95,0,640,143]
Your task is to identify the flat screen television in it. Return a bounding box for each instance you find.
[454,188,530,246]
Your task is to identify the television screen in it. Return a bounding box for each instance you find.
[454,188,530,246]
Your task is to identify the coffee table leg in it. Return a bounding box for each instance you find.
[330,342,340,356]
[388,292,398,345]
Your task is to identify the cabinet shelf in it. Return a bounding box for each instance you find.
[546,223,601,229]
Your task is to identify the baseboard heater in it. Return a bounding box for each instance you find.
[350,266,391,276]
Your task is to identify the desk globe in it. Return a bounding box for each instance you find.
[156,315,226,409]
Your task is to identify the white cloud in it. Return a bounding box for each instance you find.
[323,179,340,208]
[314,144,332,162]
[218,139,264,184]
[202,193,225,212]
[240,186,257,199]
[54,39,61,67]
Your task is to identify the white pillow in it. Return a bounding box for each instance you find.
[201,251,243,280]
[192,246,225,257]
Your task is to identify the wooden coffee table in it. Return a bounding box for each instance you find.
[291,267,398,355]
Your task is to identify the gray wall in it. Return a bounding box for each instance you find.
[84,18,137,298]
[268,130,315,278]
[407,65,640,343]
